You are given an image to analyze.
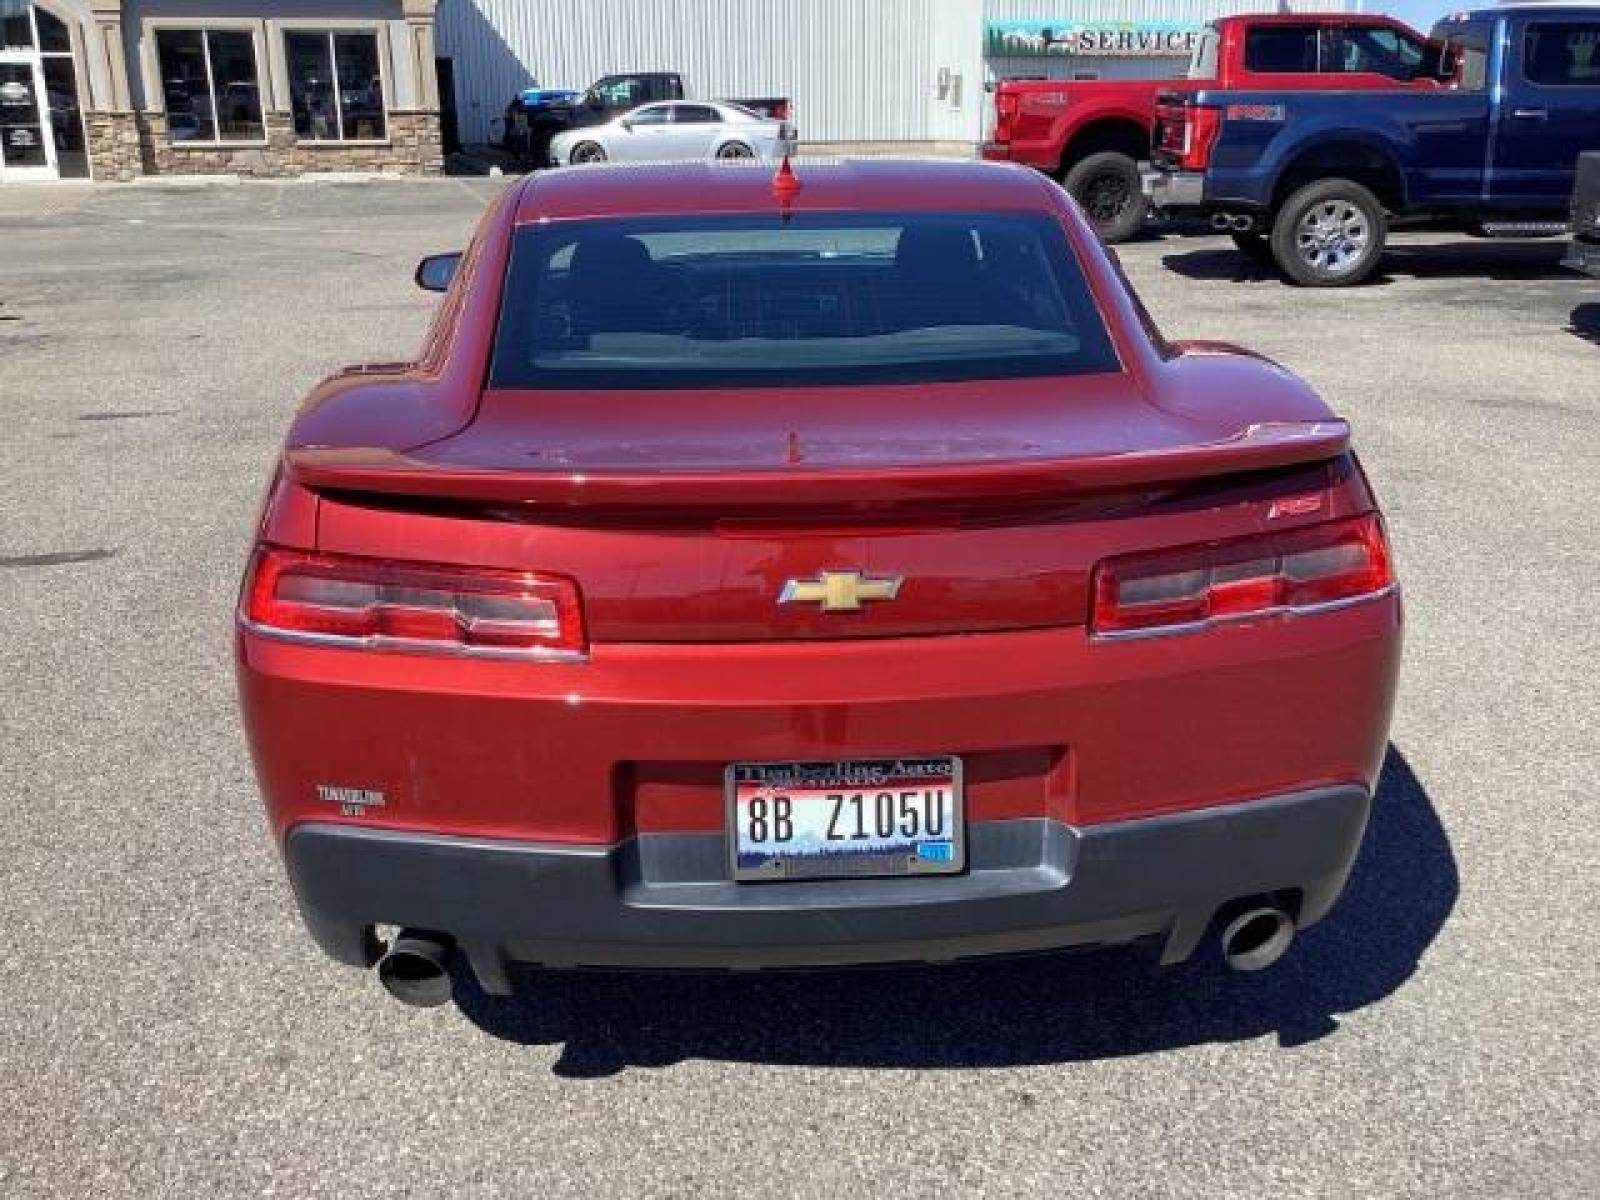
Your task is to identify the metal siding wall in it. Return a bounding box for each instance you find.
[437,0,987,145]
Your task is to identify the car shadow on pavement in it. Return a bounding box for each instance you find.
[1569,303,1600,346]
[1160,237,1576,285]
[455,747,1454,1077]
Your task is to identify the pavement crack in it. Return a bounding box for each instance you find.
[0,548,118,569]
[77,409,179,422]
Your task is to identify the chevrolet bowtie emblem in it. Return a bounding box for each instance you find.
[779,570,904,613]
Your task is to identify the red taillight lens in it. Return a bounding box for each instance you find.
[994,92,1019,141]
[1179,105,1221,171]
[241,546,586,659]
[1091,514,1394,637]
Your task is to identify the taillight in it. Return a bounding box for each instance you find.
[240,546,586,659]
[1179,105,1221,171]
[1091,514,1395,638]
[994,91,1019,142]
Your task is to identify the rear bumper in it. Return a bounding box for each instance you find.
[286,783,1371,989]
[1143,168,1205,211]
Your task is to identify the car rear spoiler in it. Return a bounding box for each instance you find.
[285,420,1349,510]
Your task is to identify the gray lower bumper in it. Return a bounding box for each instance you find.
[1143,169,1205,210]
[1563,237,1600,277]
[283,785,1371,992]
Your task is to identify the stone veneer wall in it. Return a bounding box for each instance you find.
[125,110,443,178]
[83,111,144,182]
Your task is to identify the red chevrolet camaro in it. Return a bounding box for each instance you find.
[236,159,1400,1007]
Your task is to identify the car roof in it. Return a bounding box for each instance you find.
[1214,12,1412,26]
[512,158,1055,223]
[1452,4,1600,18]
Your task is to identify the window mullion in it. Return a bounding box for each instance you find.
[200,30,219,142]
[328,32,343,141]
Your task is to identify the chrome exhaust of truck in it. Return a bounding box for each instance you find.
[375,930,456,1007]
[1211,212,1233,231]
[1219,904,1295,972]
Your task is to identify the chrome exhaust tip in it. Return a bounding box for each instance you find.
[1219,906,1295,972]
[375,930,456,1007]
[1211,212,1233,230]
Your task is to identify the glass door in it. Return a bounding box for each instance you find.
[0,56,57,179]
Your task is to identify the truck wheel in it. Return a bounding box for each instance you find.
[1270,179,1387,286]
[570,141,606,165]
[1062,152,1148,244]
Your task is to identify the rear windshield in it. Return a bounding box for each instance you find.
[489,211,1120,389]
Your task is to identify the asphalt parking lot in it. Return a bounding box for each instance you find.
[2,176,1597,1198]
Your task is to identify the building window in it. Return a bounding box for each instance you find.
[155,29,264,143]
[285,31,386,142]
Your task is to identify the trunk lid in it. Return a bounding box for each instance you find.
[290,375,1345,510]
[301,374,1351,643]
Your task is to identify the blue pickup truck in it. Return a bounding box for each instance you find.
[1145,5,1600,285]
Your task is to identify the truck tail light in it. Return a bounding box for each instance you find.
[240,546,586,659]
[994,91,1019,142]
[1091,514,1395,637]
[1179,104,1221,171]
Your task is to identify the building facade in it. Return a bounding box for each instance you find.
[0,0,443,182]
[434,0,1357,153]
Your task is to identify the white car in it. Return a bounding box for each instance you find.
[550,101,795,166]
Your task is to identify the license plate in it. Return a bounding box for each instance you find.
[727,756,964,881]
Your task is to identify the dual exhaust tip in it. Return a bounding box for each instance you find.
[371,901,1296,1007]
[1211,212,1259,233]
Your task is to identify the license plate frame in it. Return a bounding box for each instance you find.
[725,756,966,882]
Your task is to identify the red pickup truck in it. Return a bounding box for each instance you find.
[983,12,1431,241]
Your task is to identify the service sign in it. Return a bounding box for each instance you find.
[987,20,1204,59]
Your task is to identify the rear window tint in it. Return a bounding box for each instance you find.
[1523,22,1600,86]
[1244,26,1320,73]
[490,211,1120,390]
